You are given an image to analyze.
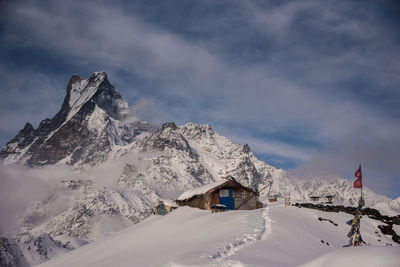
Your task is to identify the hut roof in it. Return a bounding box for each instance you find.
[178,180,227,201]
[177,179,256,201]
[161,199,177,207]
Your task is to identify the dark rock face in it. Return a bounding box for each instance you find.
[0,123,36,160]
[2,75,85,161]
[161,122,177,131]
[318,217,338,226]
[228,156,263,189]
[144,122,198,160]
[295,203,400,244]
[0,74,82,164]
[91,76,126,120]
[0,234,68,267]
[0,237,25,267]
[26,101,108,166]
[242,144,251,154]
[378,225,400,244]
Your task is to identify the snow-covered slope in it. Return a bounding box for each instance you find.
[37,206,399,267]
[226,203,399,266]
[300,246,400,267]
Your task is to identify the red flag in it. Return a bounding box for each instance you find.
[354,165,362,188]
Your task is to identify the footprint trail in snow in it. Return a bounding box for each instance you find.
[209,207,272,266]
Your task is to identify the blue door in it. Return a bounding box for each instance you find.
[219,189,235,210]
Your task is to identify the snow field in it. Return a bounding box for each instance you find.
[212,207,271,261]
[38,205,398,267]
[300,246,400,267]
[38,207,266,267]
[225,205,397,266]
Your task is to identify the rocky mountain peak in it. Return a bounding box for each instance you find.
[23,122,34,132]
[0,72,149,166]
[65,71,127,121]
[47,72,112,130]
[161,122,178,131]
[242,144,251,154]
[67,74,83,88]
[144,121,198,160]
[14,122,35,141]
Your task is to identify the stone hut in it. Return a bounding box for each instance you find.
[176,179,260,210]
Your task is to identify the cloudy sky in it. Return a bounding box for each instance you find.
[0,0,399,197]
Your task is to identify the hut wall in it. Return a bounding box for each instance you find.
[212,191,220,205]
[178,194,212,210]
[234,193,258,210]
[179,196,203,209]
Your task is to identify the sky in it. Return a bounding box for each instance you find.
[0,0,399,198]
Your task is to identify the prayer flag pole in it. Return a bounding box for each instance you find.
[343,164,367,247]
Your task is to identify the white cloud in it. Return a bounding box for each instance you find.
[230,133,312,162]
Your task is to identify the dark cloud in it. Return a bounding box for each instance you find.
[0,0,399,197]
[0,66,67,141]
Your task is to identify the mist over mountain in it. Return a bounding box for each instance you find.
[0,73,398,266]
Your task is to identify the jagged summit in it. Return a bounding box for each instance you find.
[66,72,129,121]
[61,72,128,122]
[0,72,152,166]
[161,122,178,131]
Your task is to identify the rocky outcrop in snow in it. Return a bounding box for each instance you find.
[0,237,25,267]
[0,233,69,267]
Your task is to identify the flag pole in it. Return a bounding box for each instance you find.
[360,164,363,204]
[361,186,363,199]
[359,164,364,207]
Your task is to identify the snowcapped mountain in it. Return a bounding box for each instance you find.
[0,72,397,266]
[0,72,154,166]
[373,197,400,217]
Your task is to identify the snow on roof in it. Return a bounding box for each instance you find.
[161,199,177,207]
[177,180,227,201]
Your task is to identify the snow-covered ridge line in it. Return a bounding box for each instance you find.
[67,72,107,121]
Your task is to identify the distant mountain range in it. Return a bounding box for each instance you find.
[0,72,398,267]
